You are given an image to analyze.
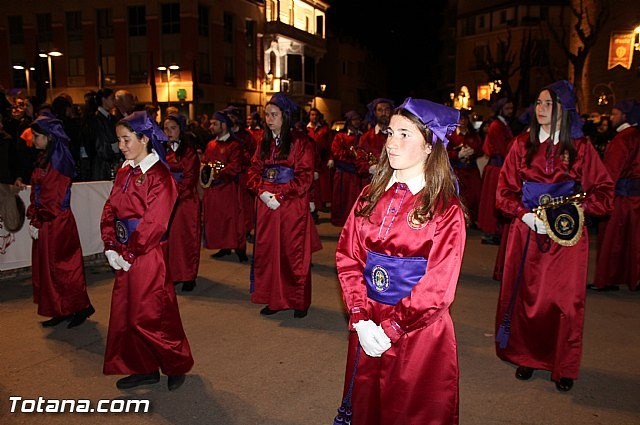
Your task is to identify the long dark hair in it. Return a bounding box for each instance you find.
[259,106,293,160]
[526,89,577,169]
[30,122,54,168]
[356,108,461,223]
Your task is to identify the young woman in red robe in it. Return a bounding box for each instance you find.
[101,111,193,391]
[247,93,316,318]
[163,114,201,292]
[331,110,363,227]
[27,114,94,328]
[495,80,613,392]
[336,98,465,425]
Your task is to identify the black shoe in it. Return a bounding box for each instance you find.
[515,366,534,380]
[555,377,574,392]
[236,249,249,263]
[168,374,186,391]
[210,249,232,259]
[181,280,196,292]
[311,210,319,224]
[260,306,280,316]
[116,371,160,390]
[587,284,619,292]
[41,316,71,327]
[67,305,96,328]
[481,235,501,245]
[293,309,308,318]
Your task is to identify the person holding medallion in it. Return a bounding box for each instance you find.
[247,93,316,318]
[494,80,613,392]
[100,111,194,391]
[335,98,465,424]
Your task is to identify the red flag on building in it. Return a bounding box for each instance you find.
[607,31,634,70]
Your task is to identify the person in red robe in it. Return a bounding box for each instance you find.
[306,108,333,213]
[331,110,363,227]
[356,98,394,184]
[591,99,640,291]
[101,111,193,391]
[447,109,483,225]
[247,93,316,318]
[495,80,613,392]
[26,114,94,328]
[202,111,247,262]
[336,98,465,425]
[163,114,201,292]
[478,97,514,245]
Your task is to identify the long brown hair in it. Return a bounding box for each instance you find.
[526,89,577,169]
[356,108,461,223]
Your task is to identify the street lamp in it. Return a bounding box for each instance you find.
[13,64,35,96]
[39,50,63,102]
[157,64,180,106]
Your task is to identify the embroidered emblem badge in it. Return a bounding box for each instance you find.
[371,265,390,293]
[115,220,129,244]
[135,174,146,185]
[407,208,428,230]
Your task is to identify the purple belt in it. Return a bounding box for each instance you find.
[521,180,576,209]
[335,160,358,174]
[171,171,184,183]
[115,218,140,244]
[615,178,640,196]
[363,250,427,305]
[262,165,294,183]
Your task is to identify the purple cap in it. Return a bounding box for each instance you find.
[165,113,186,133]
[120,111,169,165]
[367,98,394,112]
[614,99,640,125]
[223,105,242,119]
[398,98,460,146]
[213,111,233,127]
[267,93,298,115]
[543,80,583,138]
[31,113,75,178]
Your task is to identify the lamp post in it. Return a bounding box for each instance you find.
[39,50,63,102]
[13,65,35,96]
[157,64,180,107]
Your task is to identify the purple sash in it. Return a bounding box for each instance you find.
[115,218,140,244]
[521,180,576,209]
[615,178,640,196]
[335,160,358,174]
[171,171,184,183]
[488,155,504,167]
[262,165,294,183]
[363,250,427,306]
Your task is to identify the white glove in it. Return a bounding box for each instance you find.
[522,212,548,234]
[28,224,39,240]
[115,255,131,272]
[327,159,335,169]
[259,191,275,205]
[353,320,391,357]
[266,197,281,210]
[368,165,377,175]
[105,250,122,270]
[310,201,316,213]
[313,171,320,180]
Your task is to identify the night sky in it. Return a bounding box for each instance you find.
[325,0,447,103]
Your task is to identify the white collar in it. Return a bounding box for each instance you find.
[122,150,160,174]
[539,127,561,145]
[217,132,231,142]
[384,171,426,195]
[375,124,385,135]
[497,115,508,125]
[617,122,634,132]
[97,106,110,118]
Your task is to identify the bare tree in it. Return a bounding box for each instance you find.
[482,31,518,102]
[546,0,610,111]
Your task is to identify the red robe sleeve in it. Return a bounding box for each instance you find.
[27,165,71,228]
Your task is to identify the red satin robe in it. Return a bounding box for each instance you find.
[27,163,91,317]
[495,134,613,381]
[336,184,465,425]
[447,130,483,224]
[247,130,316,311]
[235,128,257,233]
[478,118,513,234]
[594,125,640,290]
[165,141,201,282]
[307,122,333,206]
[202,136,246,250]
[331,130,363,226]
[356,128,386,181]
[101,157,193,376]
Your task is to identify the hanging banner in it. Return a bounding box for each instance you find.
[607,31,634,70]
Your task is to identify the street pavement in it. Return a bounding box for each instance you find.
[0,212,638,425]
